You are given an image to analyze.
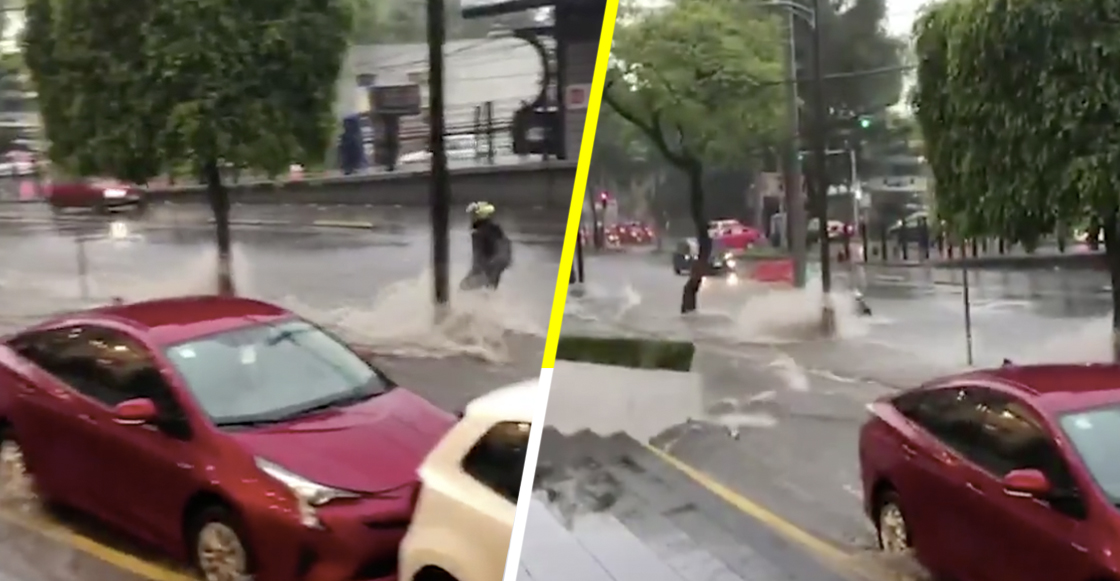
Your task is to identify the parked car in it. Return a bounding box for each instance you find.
[44,178,146,214]
[859,363,1120,581]
[400,380,535,581]
[0,296,455,581]
[672,237,735,275]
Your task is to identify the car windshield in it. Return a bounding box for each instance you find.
[165,319,387,427]
[1059,405,1120,503]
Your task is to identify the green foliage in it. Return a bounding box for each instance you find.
[556,336,696,371]
[605,0,786,167]
[23,0,353,183]
[813,0,907,116]
[912,0,1120,243]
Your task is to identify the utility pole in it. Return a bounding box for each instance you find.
[781,11,808,288]
[807,0,835,334]
[427,0,450,310]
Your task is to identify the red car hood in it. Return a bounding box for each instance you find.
[230,388,454,493]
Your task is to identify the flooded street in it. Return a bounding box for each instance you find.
[0,201,560,581]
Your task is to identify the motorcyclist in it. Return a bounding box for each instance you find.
[462,201,512,290]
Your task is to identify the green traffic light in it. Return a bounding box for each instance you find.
[859,117,872,129]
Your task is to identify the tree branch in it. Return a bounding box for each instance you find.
[602,84,690,168]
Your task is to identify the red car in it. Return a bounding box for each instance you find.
[44,178,146,213]
[860,364,1120,581]
[0,296,454,581]
[709,219,761,250]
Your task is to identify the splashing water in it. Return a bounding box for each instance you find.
[721,279,871,344]
[280,270,544,362]
[4,244,544,362]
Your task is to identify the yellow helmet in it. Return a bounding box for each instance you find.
[466,201,495,219]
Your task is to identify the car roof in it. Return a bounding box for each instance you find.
[36,295,292,346]
[942,364,1120,415]
[464,379,540,423]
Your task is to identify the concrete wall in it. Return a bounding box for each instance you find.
[145,161,577,210]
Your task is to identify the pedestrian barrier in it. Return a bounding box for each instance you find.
[748,259,794,285]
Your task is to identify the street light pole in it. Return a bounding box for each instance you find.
[807,0,835,334]
[427,0,450,311]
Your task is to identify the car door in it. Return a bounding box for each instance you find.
[4,326,108,507]
[52,326,198,547]
[891,386,990,579]
[960,391,1099,581]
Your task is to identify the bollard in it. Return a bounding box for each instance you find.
[859,222,869,263]
[878,223,888,262]
[919,218,931,261]
[842,227,852,262]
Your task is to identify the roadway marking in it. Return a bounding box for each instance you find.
[642,443,894,581]
[0,507,193,581]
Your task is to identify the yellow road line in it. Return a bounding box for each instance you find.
[642,444,887,581]
[0,507,193,581]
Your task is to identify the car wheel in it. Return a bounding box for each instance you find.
[875,490,911,554]
[189,505,254,581]
[0,427,37,505]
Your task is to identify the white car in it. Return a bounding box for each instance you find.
[399,380,537,581]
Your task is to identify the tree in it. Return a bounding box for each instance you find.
[912,0,1120,357]
[605,0,785,313]
[24,0,351,295]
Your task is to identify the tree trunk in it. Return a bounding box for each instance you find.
[681,163,709,314]
[204,159,235,296]
[1104,209,1120,361]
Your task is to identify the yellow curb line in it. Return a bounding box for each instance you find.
[642,443,886,581]
[0,507,193,581]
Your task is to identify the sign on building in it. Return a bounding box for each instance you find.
[369,84,422,116]
[566,84,591,110]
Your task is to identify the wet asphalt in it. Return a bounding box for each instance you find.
[548,248,1115,579]
[0,201,563,581]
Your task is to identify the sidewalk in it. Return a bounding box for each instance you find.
[526,428,864,581]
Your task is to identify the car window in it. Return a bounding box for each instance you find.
[894,387,986,454]
[164,318,387,426]
[461,421,529,503]
[964,392,1057,477]
[10,325,180,410]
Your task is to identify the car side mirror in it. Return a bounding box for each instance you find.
[1002,468,1052,498]
[113,398,158,425]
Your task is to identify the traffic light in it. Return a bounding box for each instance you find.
[858,116,872,129]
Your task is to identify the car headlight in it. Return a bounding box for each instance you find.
[255,457,359,528]
[102,188,127,198]
[725,259,737,268]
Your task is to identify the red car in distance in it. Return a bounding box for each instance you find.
[708,219,761,250]
[860,364,1120,581]
[44,177,146,213]
[0,296,454,581]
